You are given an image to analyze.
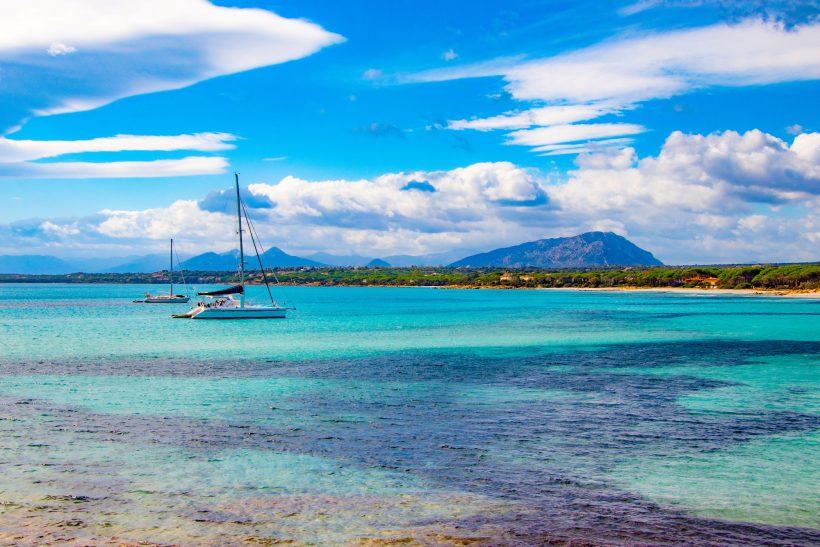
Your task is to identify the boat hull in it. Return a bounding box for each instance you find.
[183,306,287,319]
[143,296,190,303]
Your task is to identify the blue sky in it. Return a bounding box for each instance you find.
[0,0,818,263]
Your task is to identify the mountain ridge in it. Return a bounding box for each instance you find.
[450,232,663,268]
[0,234,660,273]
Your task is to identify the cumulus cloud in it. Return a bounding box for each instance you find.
[2,129,817,263]
[416,19,820,153]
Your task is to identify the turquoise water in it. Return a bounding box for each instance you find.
[0,284,817,544]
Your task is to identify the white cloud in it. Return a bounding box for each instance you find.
[46,42,76,56]
[0,156,228,179]
[3,129,817,263]
[449,103,619,131]
[508,123,646,148]
[40,220,80,236]
[0,0,343,128]
[0,1,341,179]
[441,48,458,61]
[786,124,804,135]
[0,133,235,178]
[411,19,820,154]
[0,132,237,162]
[362,68,383,80]
[618,0,661,16]
[96,200,229,240]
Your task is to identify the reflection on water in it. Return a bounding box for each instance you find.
[0,285,818,544]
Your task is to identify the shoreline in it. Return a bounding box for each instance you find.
[558,286,820,298]
[3,280,817,298]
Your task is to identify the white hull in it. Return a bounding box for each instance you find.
[143,295,189,304]
[180,305,287,319]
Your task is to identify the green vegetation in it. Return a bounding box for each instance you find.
[1,264,818,291]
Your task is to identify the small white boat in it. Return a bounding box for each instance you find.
[144,294,190,304]
[174,173,287,320]
[134,238,190,304]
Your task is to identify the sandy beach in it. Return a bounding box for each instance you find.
[565,287,820,298]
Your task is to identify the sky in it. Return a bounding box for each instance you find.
[0,0,818,264]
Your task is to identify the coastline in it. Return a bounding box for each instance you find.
[1,279,818,297]
[546,286,820,298]
[275,283,820,298]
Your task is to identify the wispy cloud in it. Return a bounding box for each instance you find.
[0,156,229,179]
[508,123,646,148]
[409,19,820,154]
[362,68,383,80]
[441,48,458,61]
[0,133,236,178]
[0,0,343,132]
[0,133,237,162]
[0,1,342,179]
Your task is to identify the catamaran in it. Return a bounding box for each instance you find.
[173,174,287,319]
[134,238,190,304]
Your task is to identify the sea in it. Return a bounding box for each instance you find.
[0,283,817,545]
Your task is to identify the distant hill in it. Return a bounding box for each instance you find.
[384,249,480,267]
[367,258,391,267]
[450,232,663,268]
[306,252,374,267]
[105,253,168,273]
[181,247,325,270]
[260,247,326,268]
[307,250,480,267]
[0,255,77,274]
[180,251,235,271]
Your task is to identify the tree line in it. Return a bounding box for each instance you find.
[1,264,818,290]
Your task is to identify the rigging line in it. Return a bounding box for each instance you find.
[241,198,289,306]
[173,247,189,295]
[240,196,290,305]
[241,199,275,306]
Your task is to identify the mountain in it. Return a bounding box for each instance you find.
[307,250,479,267]
[104,254,168,273]
[0,254,169,274]
[179,251,233,271]
[180,247,325,270]
[0,255,77,274]
[259,247,326,268]
[367,258,390,267]
[384,249,481,267]
[306,252,373,267]
[449,232,663,268]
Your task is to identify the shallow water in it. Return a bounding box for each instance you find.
[0,284,817,545]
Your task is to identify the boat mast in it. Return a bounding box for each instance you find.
[235,173,245,308]
[170,238,174,297]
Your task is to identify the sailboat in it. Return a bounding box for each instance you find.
[135,238,190,303]
[173,174,287,319]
